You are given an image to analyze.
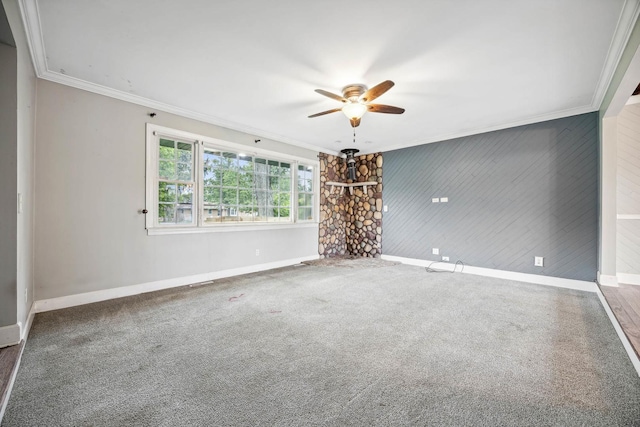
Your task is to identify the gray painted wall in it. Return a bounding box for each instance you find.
[383,113,599,281]
[0,40,17,327]
[35,80,318,300]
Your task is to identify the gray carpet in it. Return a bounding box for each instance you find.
[3,260,640,426]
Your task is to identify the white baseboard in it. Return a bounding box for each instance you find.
[20,304,35,341]
[34,255,319,313]
[0,324,21,348]
[617,273,640,286]
[596,290,640,377]
[382,255,597,292]
[598,272,619,287]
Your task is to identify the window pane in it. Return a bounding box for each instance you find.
[254,173,268,191]
[159,139,175,160]
[223,152,238,169]
[223,170,238,186]
[304,179,313,192]
[222,188,237,205]
[280,162,291,177]
[203,205,220,224]
[268,160,279,175]
[279,207,290,218]
[177,142,192,163]
[176,207,192,224]
[239,189,253,206]
[158,203,175,223]
[238,172,253,189]
[305,193,313,207]
[204,167,222,186]
[238,155,253,171]
[177,184,193,204]
[279,192,290,207]
[204,150,224,168]
[220,206,238,222]
[255,158,268,174]
[204,186,220,204]
[159,160,176,180]
[279,176,290,191]
[177,162,192,181]
[238,206,254,222]
[159,182,176,202]
[298,207,312,221]
[269,176,278,191]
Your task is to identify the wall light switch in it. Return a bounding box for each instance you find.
[255,249,260,256]
[534,256,544,267]
[432,248,439,255]
[442,256,449,261]
[383,205,388,212]
[17,193,23,214]
[432,198,440,203]
[441,197,448,203]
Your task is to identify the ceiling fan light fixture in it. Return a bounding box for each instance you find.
[342,102,367,120]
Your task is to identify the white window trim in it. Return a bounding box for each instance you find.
[146,124,319,235]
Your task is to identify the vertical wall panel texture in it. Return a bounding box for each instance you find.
[383,113,598,281]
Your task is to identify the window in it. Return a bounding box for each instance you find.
[146,124,318,233]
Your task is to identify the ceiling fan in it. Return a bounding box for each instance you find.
[308,80,405,127]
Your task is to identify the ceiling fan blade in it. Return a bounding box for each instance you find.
[308,107,342,118]
[367,104,405,114]
[315,89,347,103]
[350,117,361,128]
[361,80,394,103]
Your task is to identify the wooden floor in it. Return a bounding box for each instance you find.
[0,341,24,415]
[600,283,640,359]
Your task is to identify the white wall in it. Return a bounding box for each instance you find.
[35,80,319,300]
[0,0,36,344]
[616,103,640,277]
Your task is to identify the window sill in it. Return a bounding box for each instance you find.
[147,221,319,235]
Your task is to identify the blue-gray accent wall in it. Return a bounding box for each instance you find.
[383,113,599,281]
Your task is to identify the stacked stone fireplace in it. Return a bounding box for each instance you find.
[318,152,383,258]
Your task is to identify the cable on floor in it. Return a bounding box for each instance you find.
[425,260,465,273]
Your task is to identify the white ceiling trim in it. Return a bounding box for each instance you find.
[37,69,337,155]
[591,0,640,110]
[17,0,640,155]
[17,0,45,75]
[17,0,339,156]
[382,105,596,153]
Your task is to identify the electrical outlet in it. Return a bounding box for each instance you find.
[442,256,449,261]
[432,198,440,203]
[534,256,544,267]
[441,197,448,203]
[255,249,260,256]
[432,248,439,255]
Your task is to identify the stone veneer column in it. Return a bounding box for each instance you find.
[318,152,383,258]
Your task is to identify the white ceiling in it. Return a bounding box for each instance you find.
[19,0,639,154]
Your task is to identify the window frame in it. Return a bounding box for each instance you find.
[146,124,319,235]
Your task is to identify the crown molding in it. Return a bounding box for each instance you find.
[18,0,635,155]
[381,104,596,153]
[591,0,640,110]
[18,0,46,75]
[37,69,336,155]
[17,0,338,156]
